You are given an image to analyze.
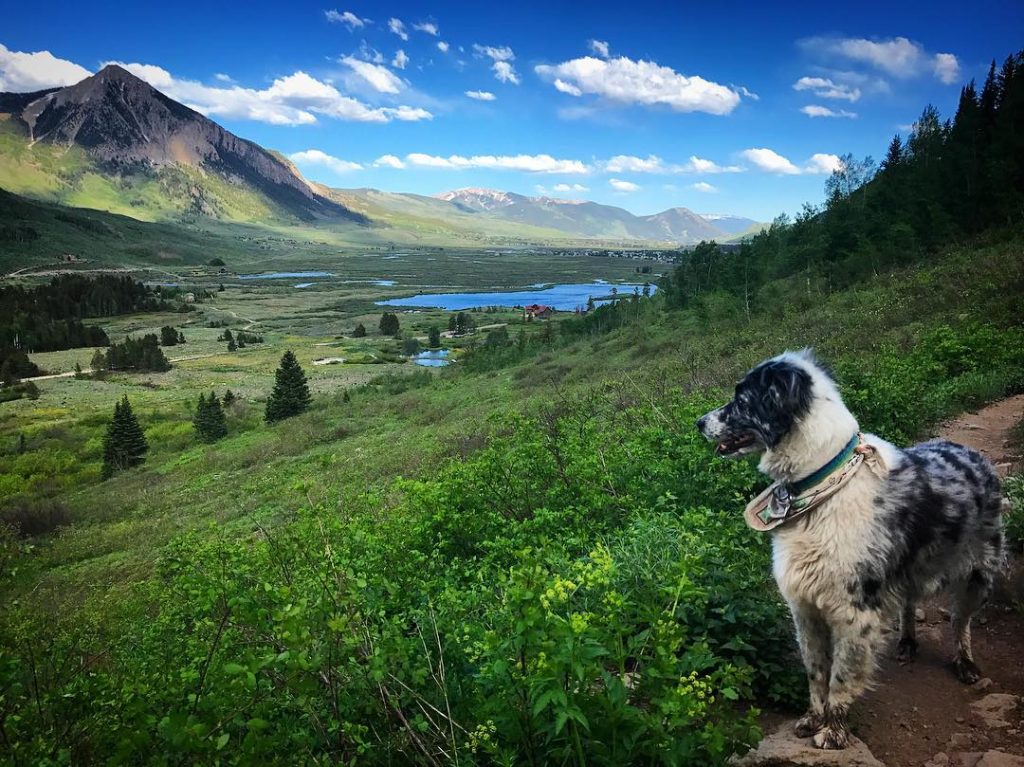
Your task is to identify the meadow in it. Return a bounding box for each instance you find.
[1,223,1023,763]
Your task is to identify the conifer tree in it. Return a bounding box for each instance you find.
[428,326,441,348]
[353,323,366,338]
[265,350,312,423]
[194,392,227,442]
[222,389,236,407]
[101,395,148,479]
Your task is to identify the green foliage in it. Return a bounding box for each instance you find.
[379,312,400,337]
[106,334,172,372]
[427,325,441,348]
[101,395,148,479]
[402,335,421,356]
[264,350,312,423]
[353,323,367,338]
[193,392,228,443]
[160,325,180,346]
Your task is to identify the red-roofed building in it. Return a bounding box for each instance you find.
[523,304,554,320]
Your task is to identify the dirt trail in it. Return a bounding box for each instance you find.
[761,395,1024,767]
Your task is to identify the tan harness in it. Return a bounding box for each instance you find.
[744,435,888,532]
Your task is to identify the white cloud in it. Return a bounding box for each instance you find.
[803,36,960,84]
[735,85,760,101]
[340,55,404,94]
[0,44,91,91]
[413,21,439,36]
[609,178,640,192]
[437,41,450,53]
[605,155,665,173]
[535,55,742,115]
[465,90,496,101]
[589,40,610,58]
[793,76,860,102]
[290,149,362,173]
[933,53,960,85]
[405,152,589,174]
[325,10,369,29]
[388,18,409,41]
[214,73,234,83]
[553,182,588,192]
[800,104,857,119]
[473,44,520,85]
[373,154,406,168]
[109,62,430,125]
[690,181,717,193]
[805,153,843,174]
[740,148,801,175]
[392,50,409,70]
[677,156,744,174]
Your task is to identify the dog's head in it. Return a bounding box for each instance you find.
[696,352,821,458]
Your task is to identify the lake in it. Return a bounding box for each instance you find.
[377,282,655,311]
[412,350,451,367]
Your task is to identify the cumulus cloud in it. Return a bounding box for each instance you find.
[413,21,439,36]
[437,41,450,53]
[214,73,234,83]
[933,53,960,85]
[805,153,843,174]
[604,155,665,173]
[473,44,520,85]
[609,178,640,192]
[740,148,801,175]
[793,76,860,102]
[589,40,610,58]
[108,61,430,125]
[340,55,404,94]
[388,18,409,40]
[392,50,409,70]
[800,104,857,119]
[465,90,496,100]
[373,154,406,168]
[678,155,744,174]
[289,149,362,173]
[740,148,843,175]
[802,36,961,84]
[325,10,369,29]
[690,181,717,192]
[535,55,742,115]
[405,152,589,174]
[553,182,589,192]
[0,44,91,91]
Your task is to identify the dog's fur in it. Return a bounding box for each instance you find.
[697,351,1005,750]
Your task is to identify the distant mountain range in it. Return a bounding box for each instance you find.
[0,66,760,246]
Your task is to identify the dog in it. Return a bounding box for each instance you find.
[697,350,1005,750]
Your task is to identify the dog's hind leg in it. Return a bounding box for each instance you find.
[813,608,883,750]
[950,568,992,684]
[896,598,918,663]
[791,602,832,738]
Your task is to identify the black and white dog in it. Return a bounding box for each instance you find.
[697,350,1005,749]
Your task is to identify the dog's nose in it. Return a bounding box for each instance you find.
[696,415,707,433]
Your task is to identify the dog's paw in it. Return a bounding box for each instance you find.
[813,725,851,750]
[896,637,918,664]
[954,656,982,684]
[793,712,823,738]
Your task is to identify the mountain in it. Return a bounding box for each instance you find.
[0,65,363,224]
[697,213,760,236]
[435,188,743,244]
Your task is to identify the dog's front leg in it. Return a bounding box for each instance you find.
[814,609,882,750]
[790,602,832,738]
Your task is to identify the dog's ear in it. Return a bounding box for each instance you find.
[764,362,812,415]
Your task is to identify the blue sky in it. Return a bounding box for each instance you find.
[1,0,1021,220]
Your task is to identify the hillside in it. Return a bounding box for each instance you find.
[0,65,364,224]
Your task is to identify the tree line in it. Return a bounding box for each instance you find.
[659,49,1024,315]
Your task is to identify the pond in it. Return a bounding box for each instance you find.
[411,349,451,367]
[377,282,655,311]
[238,271,333,280]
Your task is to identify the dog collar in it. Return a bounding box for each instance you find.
[744,433,884,532]
[789,433,860,495]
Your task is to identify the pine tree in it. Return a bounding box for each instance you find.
[379,312,400,337]
[428,326,441,348]
[265,350,312,423]
[222,389,236,407]
[194,392,227,442]
[227,338,237,352]
[353,323,367,338]
[101,395,148,479]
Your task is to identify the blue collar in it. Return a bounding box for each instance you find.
[789,434,860,496]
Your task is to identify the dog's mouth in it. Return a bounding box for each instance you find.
[715,432,758,456]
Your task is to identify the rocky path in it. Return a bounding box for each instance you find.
[745,396,1024,767]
